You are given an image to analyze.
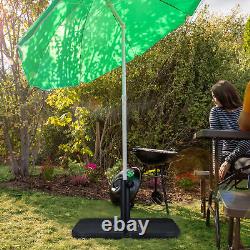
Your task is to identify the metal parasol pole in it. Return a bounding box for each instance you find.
[106,0,130,223]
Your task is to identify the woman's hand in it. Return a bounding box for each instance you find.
[219,161,231,180]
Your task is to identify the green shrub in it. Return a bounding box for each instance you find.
[67,159,84,176]
[0,165,14,181]
[40,165,54,181]
[39,125,68,164]
[105,160,122,184]
[176,171,196,190]
[177,178,194,190]
[83,162,98,183]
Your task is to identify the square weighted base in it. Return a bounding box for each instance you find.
[72,218,180,239]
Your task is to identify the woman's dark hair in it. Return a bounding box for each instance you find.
[211,80,242,110]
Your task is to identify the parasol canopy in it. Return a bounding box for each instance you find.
[18,0,201,90]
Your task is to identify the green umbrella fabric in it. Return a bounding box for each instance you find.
[18,0,201,90]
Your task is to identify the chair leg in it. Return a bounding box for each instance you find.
[200,177,206,218]
[228,217,234,249]
[232,218,241,250]
[248,175,250,190]
[214,201,221,249]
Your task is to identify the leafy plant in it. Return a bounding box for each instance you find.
[83,162,98,183]
[39,125,68,164]
[46,90,93,163]
[176,172,197,190]
[67,159,84,176]
[40,165,54,181]
[143,169,160,176]
[105,160,122,184]
[177,178,194,190]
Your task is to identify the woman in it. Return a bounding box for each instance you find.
[209,80,250,180]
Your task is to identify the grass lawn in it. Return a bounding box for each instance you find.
[0,165,249,249]
[0,187,249,250]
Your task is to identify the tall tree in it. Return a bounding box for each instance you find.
[0,0,48,178]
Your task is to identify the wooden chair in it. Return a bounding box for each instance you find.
[194,129,250,249]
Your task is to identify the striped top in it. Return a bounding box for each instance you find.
[209,106,250,164]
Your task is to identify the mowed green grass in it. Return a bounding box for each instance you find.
[0,187,249,250]
[0,165,249,250]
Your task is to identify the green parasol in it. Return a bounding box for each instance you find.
[18,0,201,90]
[18,0,201,238]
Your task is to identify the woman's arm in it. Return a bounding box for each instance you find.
[224,140,250,164]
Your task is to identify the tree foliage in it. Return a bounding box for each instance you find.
[0,0,48,177]
[126,10,249,149]
[244,17,250,54]
[43,88,93,163]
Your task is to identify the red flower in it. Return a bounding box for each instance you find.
[85,162,97,170]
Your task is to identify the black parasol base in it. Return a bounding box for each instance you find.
[72,217,180,239]
[72,180,180,239]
